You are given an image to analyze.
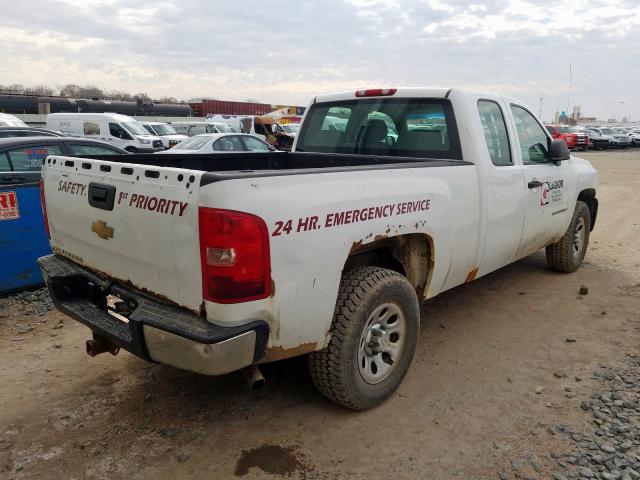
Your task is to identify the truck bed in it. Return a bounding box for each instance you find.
[87,152,471,183]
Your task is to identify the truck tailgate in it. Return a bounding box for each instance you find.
[42,156,203,312]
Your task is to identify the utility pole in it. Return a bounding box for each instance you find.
[566,64,572,125]
[538,97,544,120]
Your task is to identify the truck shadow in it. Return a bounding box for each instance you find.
[12,249,622,479]
[111,250,561,411]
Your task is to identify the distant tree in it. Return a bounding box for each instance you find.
[156,96,178,104]
[5,84,25,94]
[59,84,82,97]
[134,93,152,102]
[24,85,55,96]
[106,90,133,102]
[78,85,104,99]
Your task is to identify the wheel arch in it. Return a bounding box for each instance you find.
[344,233,434,299]
[577,188,598,231]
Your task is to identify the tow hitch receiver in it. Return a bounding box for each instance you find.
[86,334,120,357]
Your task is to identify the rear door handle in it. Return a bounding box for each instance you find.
[528,180,543,189]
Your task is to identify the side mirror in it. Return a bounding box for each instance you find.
[549,139,570,163]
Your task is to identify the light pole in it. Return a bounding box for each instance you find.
[538,97,544,120]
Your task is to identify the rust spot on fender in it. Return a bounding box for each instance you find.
[260,342,317,363]
[349,240,364,254]
[465,267,479,283]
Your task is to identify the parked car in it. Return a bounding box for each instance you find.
[138,121,188,149]
[170,121,235,137]
[0,113,28,127]
[46,113,164,153]
[277,123,300,136]
[545,125,589,150]
[39,87,597,410]
[0,136,127,185]
[157,133,275,154]
[585,128,611,150]
[598,127,632,148]
[614,127,640,146]
[0,126,67,138]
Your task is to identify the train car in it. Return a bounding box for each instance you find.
[0,94,77,114]
[75,99,192,117]
[190,99,273,117]
[0,94,193,117]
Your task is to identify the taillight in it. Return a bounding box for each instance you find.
[40,178,50,239]
[355,88,397,97]
[198,208,271,304]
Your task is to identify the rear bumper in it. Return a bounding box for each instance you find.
[37,254,269,375]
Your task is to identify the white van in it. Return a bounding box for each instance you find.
[170,121,235,137]
[138,121,188,149]
[206,115,275,142]
[0,113,28,127]
[46,113,164,153]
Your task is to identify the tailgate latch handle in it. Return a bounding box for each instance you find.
[88,182,116,211]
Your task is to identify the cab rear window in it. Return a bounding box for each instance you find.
[296,98,462,160]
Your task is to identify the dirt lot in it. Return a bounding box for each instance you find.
[1,150,639,480]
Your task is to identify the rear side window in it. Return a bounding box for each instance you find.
[242,136,270,151]
[296,98,462,159]
[213,136,244,151]
[84,121,100,135]
[478,100,512,166]
[0,153,10,171]
[68,144,122,156]
[7,145,63,171]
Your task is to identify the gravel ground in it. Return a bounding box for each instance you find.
[549,357,640,480]
[0,149,639,479]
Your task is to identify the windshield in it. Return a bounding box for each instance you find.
[282,124,299,133]
[600,128,615,134]
[296,98,462,159]
[208,123,234,133]
[568,127,585,133]
[0,120,28,127]
[174,135,210,150]
[122,121,151,136]
[151,124,178,136]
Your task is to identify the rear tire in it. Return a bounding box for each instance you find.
[308,267,420,410]
[546,201,591,272]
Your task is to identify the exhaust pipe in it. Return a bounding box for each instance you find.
[86,335,120,357]
[241,365,265,391]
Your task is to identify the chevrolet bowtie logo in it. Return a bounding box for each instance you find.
[91,220,114,240]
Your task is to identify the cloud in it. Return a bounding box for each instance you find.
[0,0,638,120]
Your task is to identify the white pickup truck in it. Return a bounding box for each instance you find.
[38,87,598,410]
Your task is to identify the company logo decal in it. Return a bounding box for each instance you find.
[540,179,564,206]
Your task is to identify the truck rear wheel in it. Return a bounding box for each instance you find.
[308,266,420,410]
[546,200,591,272]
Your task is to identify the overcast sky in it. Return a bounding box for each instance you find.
[1,0,638,121]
